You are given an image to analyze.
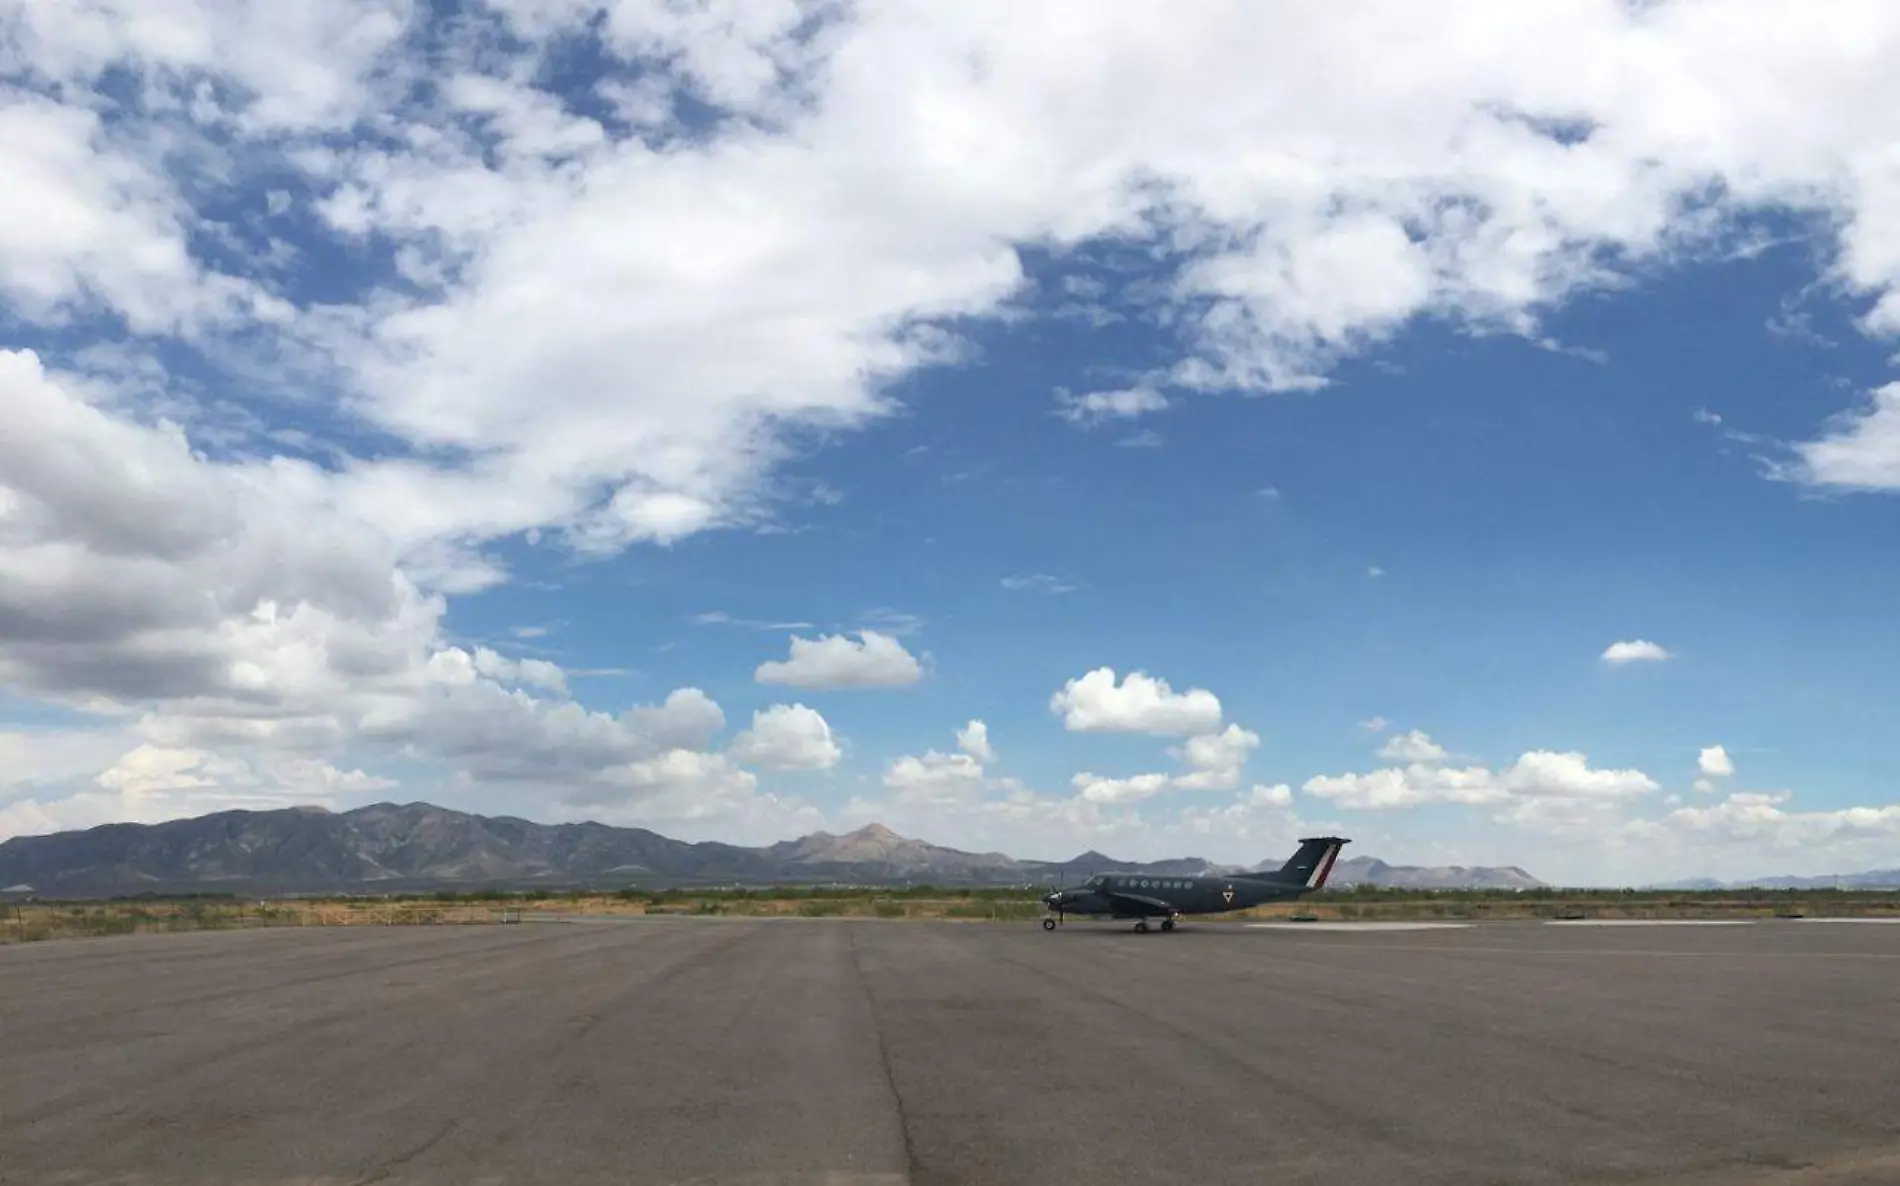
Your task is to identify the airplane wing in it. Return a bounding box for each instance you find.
[1100,890,1176,915]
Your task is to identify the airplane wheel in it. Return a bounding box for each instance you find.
[1134,920,1149,933]
[1042,917,1056,931]
[1161,918,1175,932]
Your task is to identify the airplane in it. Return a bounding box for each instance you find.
[1039,836,1349,932]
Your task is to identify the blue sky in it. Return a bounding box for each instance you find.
[5,2,1900,885]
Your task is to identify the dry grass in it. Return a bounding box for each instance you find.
[7,886,1900,945]
[0,892,1044,943]
[0,899,525,943]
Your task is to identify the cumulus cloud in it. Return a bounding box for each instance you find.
[755,631,925,690]
[956,719,995,763]
[1698,744,1736,778]
[17,3,1900,852]
[470,648,568,695]
[1304,748,1658,813]
[1248,783,1294,809]
[1609,789,1900,882]
[1072,771,1173,805]
[1377,729,1447,763]
[1693,743,1737,794]
[727,704,841,771]
[883,719,1013,807]
[1049,667,1223,736]
[1169,724,1262,791]
[1601,640,1672,666]
[0,739,396,842]
[14,1,1900,595]
[1170,783,1304,852]
[885,751,991,806]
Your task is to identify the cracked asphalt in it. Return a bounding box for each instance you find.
[5,917,1900,1185]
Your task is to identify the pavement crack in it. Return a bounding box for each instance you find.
[347,1116,459,1185]
[849,925,921,1186]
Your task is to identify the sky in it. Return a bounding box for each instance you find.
[4,1,1900,887]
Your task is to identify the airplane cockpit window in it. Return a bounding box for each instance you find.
[1084,875,1106,889]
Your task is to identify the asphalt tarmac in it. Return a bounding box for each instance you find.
[5,917,1900,1185]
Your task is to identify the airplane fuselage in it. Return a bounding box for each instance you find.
[1045,872,1305,919]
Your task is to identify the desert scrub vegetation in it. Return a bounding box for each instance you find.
[0,897,525,943]
[9,883,1900,944]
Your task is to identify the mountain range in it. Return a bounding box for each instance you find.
[0,802,1546,898]
[1645,870,1900,891]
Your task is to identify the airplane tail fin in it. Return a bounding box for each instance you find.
[1246,837,1349,891]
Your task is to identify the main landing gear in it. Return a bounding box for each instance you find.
[1132,916,1177,933]
[1042,916,1058,930]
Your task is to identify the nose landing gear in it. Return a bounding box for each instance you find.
[1042,916,1057,930]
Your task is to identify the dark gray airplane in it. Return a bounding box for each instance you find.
[1040,836,1349,932]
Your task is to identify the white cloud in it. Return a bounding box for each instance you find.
[1064,718,1262,803]
[755,630,924,689]
[1169,724,1261,791]
[13,1,1900,602]
[1600,639,1672,665]
[582,750,758,817]
[1788,382,1900,489]
[1055,385,1169,425]
[956,719,995,763]
[1049,667,1223,736]
[1248,783,1294,809]
[727,704,842,771]
[1170,783,1304,851]
[1377,729,1447,763]
[1358,716,1390,734]
[0,738,397,843]
[999,574,1077,594]
[1698,744,1736,778]
[883,719,1013,807]
[885,751,991,806]
[1072,771,1173,805]
[1304,763,1505,811]
[1304,748,1658,812]
[17,3,1900,860]
[471,647,569,695]
[1647,792,1900,855]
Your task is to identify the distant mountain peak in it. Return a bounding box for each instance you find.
[0,801,1545,896]
[1321,855,1543,890]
